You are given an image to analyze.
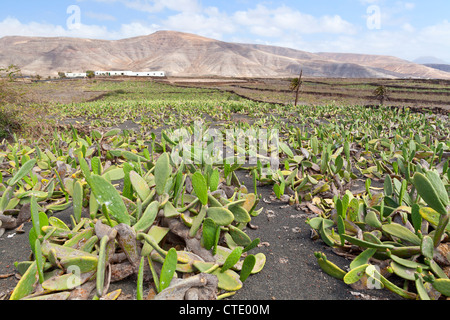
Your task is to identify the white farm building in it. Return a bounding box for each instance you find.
[65,72,87,78]
[95,71,166,77]
[131,71,166,77]
[95,71,132,76]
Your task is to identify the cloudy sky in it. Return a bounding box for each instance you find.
[1,0,449,62]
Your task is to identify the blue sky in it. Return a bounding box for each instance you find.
[1,0,449,62]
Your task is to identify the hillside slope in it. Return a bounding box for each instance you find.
[1,30,449,79]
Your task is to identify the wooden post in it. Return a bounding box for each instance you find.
[294,69,303,106]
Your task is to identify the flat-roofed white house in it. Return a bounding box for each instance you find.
[94,71,166,77]
[137,71,166,77]
[107,71,133,76]
[65,72,87,78]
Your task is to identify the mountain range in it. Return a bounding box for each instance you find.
[1,30,450,79]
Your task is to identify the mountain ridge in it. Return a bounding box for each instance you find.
[423,64,450,73]
[1,30,450,79]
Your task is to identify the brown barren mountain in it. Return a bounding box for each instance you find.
[1,30,449,79]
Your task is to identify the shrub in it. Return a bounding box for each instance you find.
[86,70,95,79]
[0,65,51,139]
[373,85,390,105]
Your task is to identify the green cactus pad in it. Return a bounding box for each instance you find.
[413,172,448,216]
[133,201,159,233]
[240,255,256,282]
[419,207,450,232]
[89,174,130,226]
[154,153,172,196]
[314,252,346,280]
[344,264,369,284]
[191,171,208,205]
[221,247,243,273]
[159,248,178,292]
[129,170,151,201]
[432,279,450,297]
[382,223,421,245]
[207,207,235,226]
[212,268,243,291]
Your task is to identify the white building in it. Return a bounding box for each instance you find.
[107,71,133,76]
[133,71,166,77]
[65,72,87,78]
[94,71,166,77]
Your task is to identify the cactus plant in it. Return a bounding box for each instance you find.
[5,80,450,301]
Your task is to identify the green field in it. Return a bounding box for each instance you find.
[0,77,449,300]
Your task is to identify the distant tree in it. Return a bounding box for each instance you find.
[86,70,95,79]
[0,64,21,82]
[289,77,300,91]
[58,72,67,79]
[290,69,303,106]
[0,65,26,138]
[373,85,389,106]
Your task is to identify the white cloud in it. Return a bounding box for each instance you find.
[360,0,415,9]
[404,2,416,10]
[401,22,415,32]
[160,4,357,47]
[114,21,160,38]
[163,6,236,39]
[75,1,356,39]
[0,17,68,38]
[233,5,356,36]
[304,19,450,63]
[0,17,158,40]
[420,20,450,39]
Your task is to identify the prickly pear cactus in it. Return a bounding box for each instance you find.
[5,129,266,301]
